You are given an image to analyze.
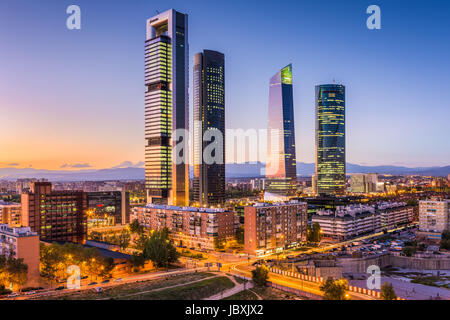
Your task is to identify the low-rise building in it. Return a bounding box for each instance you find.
[244,201,308,256]
[131,205,236,250]
[0,224,40,287]
[312,202,413,240]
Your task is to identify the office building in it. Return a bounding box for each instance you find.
[145,9,189,206]
[0,224,40,287]
[193,50,225,207]
[131,204,236,250]
[315,84,346,195]
[418,199,450,240]
[86,191,130,226]
[265,64,297,201]
[244,201,308,256]
[21,182,87,243]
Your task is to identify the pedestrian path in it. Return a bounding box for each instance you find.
[203,274,254,300]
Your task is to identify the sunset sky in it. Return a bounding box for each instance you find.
[0,0,449,170]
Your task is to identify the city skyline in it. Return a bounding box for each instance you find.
[1,0,450,170]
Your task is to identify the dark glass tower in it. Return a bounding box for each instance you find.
[315,84,346,195]
[193,50,225,207]
[265,64,297,201]
[145,9,189,206]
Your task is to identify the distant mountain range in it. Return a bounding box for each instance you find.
[0,163,448,181]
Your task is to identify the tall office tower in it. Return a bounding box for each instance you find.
[315,84,346,196]
[145,9,189,206]
[193,50,225,207]
[265,64,297,201]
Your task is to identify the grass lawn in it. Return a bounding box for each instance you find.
[40,272,216,300]
[224,286,307,300]
[120,276,235,300]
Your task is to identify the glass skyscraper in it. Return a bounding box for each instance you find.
[145,9,189,206]
[193,50,225,207]
[265,64,297,201]
[315,84,346,195]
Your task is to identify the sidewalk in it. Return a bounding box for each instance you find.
[203,275,254,300]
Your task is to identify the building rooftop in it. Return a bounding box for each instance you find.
[0,224,38,237]
[142,204,229,213]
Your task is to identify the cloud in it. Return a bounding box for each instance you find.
[60,163,93,169]
[112,161,144,169]
[8,163,19,166]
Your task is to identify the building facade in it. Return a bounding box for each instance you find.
[419,199,450,240]
[0,201,21,227]
[87,191,130,226]
[350,173,378,193]
[0,224,40,287]
[193,50,225,207]
[315,84,346,196]
[21,182,87,243]
[265,64,297,201]
[312,202,413,240]
[244,201,308,256]
[145,9,189,206]
[131,205,236,250]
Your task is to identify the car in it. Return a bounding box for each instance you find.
[7,293,19,298]
[88,282,97,286]
[101,280,110,284]
[25,291,36,295]
[113,278,122,282]
[94,287,103,293]
[55,286,65,291]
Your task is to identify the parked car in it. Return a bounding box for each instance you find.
[101,280,110,284]
[94,287,103,293]
[113,278,122,282]
[55,286,65,291]
[88,282,97,286]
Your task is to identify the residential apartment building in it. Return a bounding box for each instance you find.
[131,205,236,250]
[0,224,40,287]
[21,182,87,243]
[0,201,21,227]
[244,201,308,256]
[418,199,450,241]
[87,191,130,226]
[312,202,413,240]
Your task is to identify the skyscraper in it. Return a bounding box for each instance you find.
[145,9,189,206]
[265,64,297,201]
[193,50,225,207]
[315,84,346,195]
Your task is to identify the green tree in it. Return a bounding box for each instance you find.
[214,237,226,250]
[251,265,269,287]
[406,199,418,207]
[130,253,146,272]
[116,230,131,251]
[6,256,28,290]
[89,231,103,242]
[402,246,417,257]
[308,223,322,243]
[129,219,145,235]
[235,226,245,245]
[319,278,349,300]
[381,282,397,300]
[142,228,179,269]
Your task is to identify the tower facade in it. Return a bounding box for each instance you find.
[193,50,225,207]
[315,84,346,195]
[145,9,189,206]
[265,64,297,201]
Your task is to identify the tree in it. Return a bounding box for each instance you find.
[6,257,28,290]
[129,219,145,235]
[130,253,146,272]
[89,231,103,242]
[406,199,418,207]
[381,282,397,300]
[142,228,179,269]
[214,237,226,250]
[117,230,131,251]
[251,265,269,287]
[235,226,244,245]
[320,278,349,300]
[308,223,322,243]
[402,246,416,257]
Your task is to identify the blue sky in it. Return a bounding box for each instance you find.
[0,0,449,169]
